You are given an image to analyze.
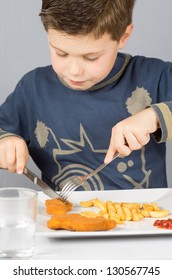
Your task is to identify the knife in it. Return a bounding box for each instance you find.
[23,167,61,199]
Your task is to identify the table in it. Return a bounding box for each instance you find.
[34,234,172,260]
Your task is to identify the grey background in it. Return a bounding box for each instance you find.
[0,0,172,189]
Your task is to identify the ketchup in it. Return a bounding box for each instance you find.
[153,218,172,229]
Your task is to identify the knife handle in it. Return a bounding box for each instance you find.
[23,167,40,185]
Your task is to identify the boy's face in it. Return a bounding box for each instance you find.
[48,29,126,90]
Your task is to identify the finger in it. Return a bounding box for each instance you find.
[0,146,7,169]
[5,143,17,173]
[124,138,142,151]
[135,132,150,146]
[104,135,131,164]
[105,143,131,164]
[124,127,151,151]
[123,127,143,151]
[15,142,29,174]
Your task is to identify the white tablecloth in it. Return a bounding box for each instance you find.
[34,234,172,260]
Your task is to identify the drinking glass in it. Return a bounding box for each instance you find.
[0,187,38,259]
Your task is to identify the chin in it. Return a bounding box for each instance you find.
[71,85,91,90]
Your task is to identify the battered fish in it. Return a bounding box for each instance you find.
[45,198,73,215]
[47,213,116,231]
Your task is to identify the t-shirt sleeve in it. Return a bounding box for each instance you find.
[151,102,172,142]
[0,128,20,140]
[0,78,30,143]
[149,62,172,142]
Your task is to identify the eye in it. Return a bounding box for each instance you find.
[84,56,98,62]
[56,52,68,58]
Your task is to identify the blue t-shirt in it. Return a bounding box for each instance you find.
[1,52,172,190]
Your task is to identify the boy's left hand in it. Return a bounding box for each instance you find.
[104,107,159,163]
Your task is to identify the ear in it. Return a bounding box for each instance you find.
[118,24,133,49]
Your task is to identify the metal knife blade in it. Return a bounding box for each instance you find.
[23,167,60,199]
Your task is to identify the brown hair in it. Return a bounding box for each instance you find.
[40,0,136,41]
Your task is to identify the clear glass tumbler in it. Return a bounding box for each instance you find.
[0,187,37,259]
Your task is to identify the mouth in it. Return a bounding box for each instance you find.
[69,80,85,86]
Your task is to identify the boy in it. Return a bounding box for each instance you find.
[0,0,172,191]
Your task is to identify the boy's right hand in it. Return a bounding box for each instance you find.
[104,107,159,164]
[0,136,29,174]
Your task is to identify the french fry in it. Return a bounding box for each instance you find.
[106,201,115,214]
[109,213,123,224]
[98,210,109,219]
[113,202,121,210]
[122,202,140,209]
[80,211,99,218]
[116,206,125,221]
[150,202,160,211]
[80,198,98,207]
[106,201,123,224]
[138,209,150,218]
[131,209,144,221]
[149,210,169,218]
[123,206,132,221]
[142,203,154,211]
[93,199,107,212]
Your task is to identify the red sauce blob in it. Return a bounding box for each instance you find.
[153,218,172,229]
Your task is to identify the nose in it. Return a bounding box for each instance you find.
[68,59,83,77]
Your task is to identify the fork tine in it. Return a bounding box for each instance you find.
[59,181,75,196]
[59,183,76,200]
[61,181,74,192]
[62,184,80,200]
[62,184,76,199]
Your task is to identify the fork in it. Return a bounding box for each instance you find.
[59,151,120,200]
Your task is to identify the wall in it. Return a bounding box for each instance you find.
[0,0,172,189]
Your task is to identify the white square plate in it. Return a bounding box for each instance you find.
[36,188,172,237]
